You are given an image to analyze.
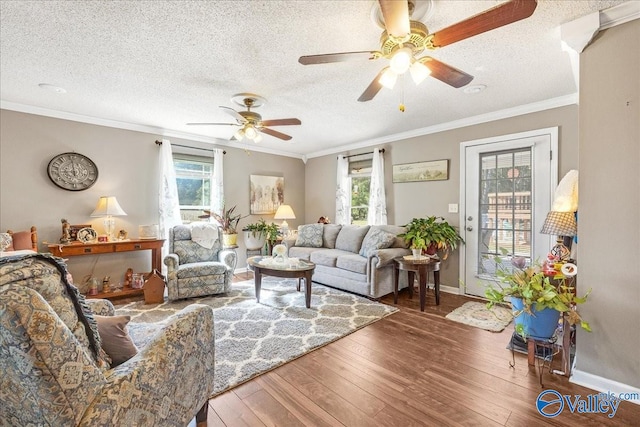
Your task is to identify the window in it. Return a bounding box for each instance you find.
[349,158,372,225]
[173,155,214,223]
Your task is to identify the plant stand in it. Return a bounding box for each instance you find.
[508,332,560,387]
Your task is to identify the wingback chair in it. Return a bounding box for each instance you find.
[0,253,215,426]
[164,224,236,301]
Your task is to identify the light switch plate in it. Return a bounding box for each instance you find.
[448,204,458,213]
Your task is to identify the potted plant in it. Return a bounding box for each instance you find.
[398,216,464,260]
[484,254,591,340]
[204,204,247,247]
[243,219,279,252]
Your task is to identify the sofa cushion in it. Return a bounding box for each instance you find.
[359,227,397,257]
[335,225,370,253]
[288,246,317,260]
[310,249,352,267]
[295,224,323,247]
[373,224,409,248]
[177,262,229,279]
[322,224,342,249]
[336,254,368,275]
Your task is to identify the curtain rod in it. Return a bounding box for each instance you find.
[155,140,226,154]
[340,148,385,159]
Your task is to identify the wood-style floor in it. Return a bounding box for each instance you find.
[199,272,639,426]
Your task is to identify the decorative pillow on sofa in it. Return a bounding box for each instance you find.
[359,227,397,257]
[295,224,323,248]
[322,224,342,248]
[95,315,139,367]
[335,225,370,253]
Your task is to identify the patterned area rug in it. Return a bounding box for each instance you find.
[114,277,398,396]
[445,301,512,332]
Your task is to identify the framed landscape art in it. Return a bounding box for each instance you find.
[393,159,449,183]
[250,175,284,214]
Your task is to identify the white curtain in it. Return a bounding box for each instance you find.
[367,148,387,225]
[211,148,224,216]
[158,139,182,266]
[335,155,350,225]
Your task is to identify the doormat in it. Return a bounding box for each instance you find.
[445,301,512,332]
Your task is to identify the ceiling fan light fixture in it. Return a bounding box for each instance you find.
[389,47,413,74]
[253,133,263,143]
[244,125,258,140]
[409,60,431,85]
[234,128,245,140]
[379,68,398,89]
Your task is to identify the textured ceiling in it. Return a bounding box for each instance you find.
[0,0,629,158]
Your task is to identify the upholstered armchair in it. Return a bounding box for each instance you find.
[0,253,215,426]
[164,224,236,301]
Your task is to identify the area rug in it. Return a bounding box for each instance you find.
[445,301,512,332]
[113,277,398,396]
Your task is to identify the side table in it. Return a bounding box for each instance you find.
[393,256,441,311]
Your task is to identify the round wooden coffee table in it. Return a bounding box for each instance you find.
[393,256,441,311]
[247,256,316,308]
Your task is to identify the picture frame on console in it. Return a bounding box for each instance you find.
[69,224,91,241]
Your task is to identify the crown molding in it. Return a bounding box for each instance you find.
[0,101,304,160]
[305,93,578,159]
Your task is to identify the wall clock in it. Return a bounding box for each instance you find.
[47,152,98,191]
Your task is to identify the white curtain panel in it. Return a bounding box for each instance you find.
[335,155,351,225]
[158,139,182,266]
[211,148,224,215]
[367,148,388,225]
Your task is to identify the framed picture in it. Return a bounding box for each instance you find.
[250,175,284,214]
[392,159,449,183]
[69,224,91,241]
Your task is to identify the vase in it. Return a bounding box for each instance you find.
[412,248,423,259]
[425,242,438,256]
[222,233,237,247]
[511,297,561,340]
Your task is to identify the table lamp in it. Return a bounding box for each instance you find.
[540,211,577,261]
[274,204,295,236]
[91,196,127,241]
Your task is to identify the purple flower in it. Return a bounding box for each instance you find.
[511,256,526,269]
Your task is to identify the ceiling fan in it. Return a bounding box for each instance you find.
[299,0,537,102]
[187,93,301,142]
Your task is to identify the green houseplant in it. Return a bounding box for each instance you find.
[204,204,247,246]
[243,219,279,251]
[398,216,464,260]
[484,254,591,339]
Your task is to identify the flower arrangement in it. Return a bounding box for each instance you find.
[484,253,591,338]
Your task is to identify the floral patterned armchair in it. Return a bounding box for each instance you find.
[0,253,215,426]
[164,224,236,301]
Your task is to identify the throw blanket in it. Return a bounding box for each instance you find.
[191,223,219,249]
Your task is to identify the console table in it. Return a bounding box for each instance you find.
[47,239,164,300]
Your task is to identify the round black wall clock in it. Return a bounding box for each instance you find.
[47,152,98,191]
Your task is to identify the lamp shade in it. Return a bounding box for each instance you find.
[91,196,127,217]
[274,204,296,220]
[540,211,576,236]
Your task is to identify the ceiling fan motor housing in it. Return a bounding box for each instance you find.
[380,20,430,58]
[239,110,262,125]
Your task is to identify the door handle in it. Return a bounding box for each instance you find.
[466,226,473,231]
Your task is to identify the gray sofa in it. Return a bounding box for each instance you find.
[284,224,411,299]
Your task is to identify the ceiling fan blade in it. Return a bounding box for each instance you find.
[186,122,238,126]
[430,0,537,48]
[299,51,380,65]
[378,0,410,38]
[260,118,301,127]
[260,127,293,141]
[220,106,247,123]
[421,57,473,88]
[357,68,386,102]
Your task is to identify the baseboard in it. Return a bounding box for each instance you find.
[440,284,460,295]
[570,369,640,405]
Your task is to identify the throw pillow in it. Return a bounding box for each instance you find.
[10,231,32,251]
[295,224,323,248]
[335,225,370,253]
[359,228,397,257]
[95,315,139,367]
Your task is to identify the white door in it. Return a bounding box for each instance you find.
[460,128,558,297]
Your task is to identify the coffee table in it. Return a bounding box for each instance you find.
[247,256,316,308]
[393,255,441,311]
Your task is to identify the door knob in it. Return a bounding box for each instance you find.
[466,226,473,231]
[467,216,473,221]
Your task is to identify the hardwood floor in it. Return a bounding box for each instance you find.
[201,273,639,426]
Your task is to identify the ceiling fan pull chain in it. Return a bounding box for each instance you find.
[399,73,406,112]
